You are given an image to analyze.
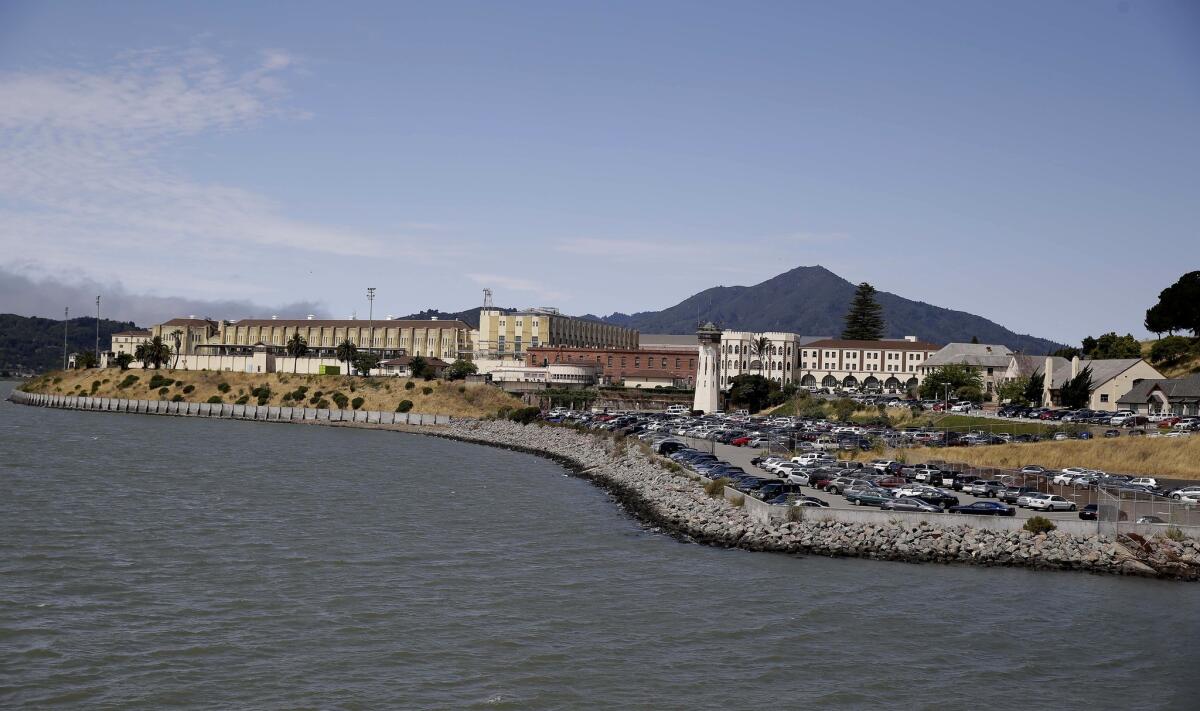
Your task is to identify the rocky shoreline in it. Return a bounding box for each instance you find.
[440,420,1200,580]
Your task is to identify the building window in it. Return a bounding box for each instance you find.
[1100,393,1109,403]
[675,357,681,368]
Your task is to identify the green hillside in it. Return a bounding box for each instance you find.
[0,314,139,375]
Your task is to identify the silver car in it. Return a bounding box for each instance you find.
[1027,494,1077,512]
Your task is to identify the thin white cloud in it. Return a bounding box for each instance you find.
[555,237,686,258]
[0,47,402,299]
[466,273,564,304]
[775,231,850,244]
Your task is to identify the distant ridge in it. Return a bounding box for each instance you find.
[586,265,1065,354]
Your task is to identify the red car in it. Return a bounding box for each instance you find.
[731,436,752,447]
[875,476,907,488]
[1159,417,1181,429]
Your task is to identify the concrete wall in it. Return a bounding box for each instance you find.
[5,388,450,428]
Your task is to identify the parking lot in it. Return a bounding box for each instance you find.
[681,436,1085,522]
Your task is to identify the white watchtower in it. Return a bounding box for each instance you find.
[693,322,723,414]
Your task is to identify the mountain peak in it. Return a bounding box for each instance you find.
[598,265,1064,354]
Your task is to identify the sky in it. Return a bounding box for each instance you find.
[0,0,1197,343]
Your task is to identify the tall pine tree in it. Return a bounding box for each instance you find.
[841,282,885,340]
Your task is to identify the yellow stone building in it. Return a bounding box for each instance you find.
[475,308,638,363]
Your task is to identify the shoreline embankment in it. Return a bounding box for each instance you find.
[10,389,1200,580]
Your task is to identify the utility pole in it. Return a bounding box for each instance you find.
[367,287,376,367]
[95,296,101,363]
[63,307,69,370]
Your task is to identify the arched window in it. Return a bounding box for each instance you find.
[822,375,838,388]
[802,374,817,387]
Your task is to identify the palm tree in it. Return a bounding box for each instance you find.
[134,342,150,369]
[141,336,172,369]
[335,338,357,376]
[752,336,772,379]
[285,333,309,373]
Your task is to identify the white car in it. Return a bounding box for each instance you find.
[1027,494,1077,512]
[950,402,973,412]
[1128,477,1158,488]
[1169,487,1200,503]
[1054,468,1091,485]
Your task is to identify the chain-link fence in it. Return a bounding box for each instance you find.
[1096,487,1200,538]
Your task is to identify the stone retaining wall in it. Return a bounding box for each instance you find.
[6,388,451,427]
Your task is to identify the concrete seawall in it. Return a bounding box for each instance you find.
[6,388,451,427]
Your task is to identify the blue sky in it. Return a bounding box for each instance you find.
[0,1,1197,343]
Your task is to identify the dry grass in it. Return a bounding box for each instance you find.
[888,436,1200,479]
[24,368,523,418]
[1140,339,1200,379]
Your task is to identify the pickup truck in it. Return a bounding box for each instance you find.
[904,464,942,483]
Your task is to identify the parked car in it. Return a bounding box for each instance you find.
[1128,477,1158,489]
[1136,516,1167,525]
[825,477,874,495]
[845,487,895,507]
[1079,504,1098,520]
[880,497,943,513]
[999,486,1040,504]
[948,501,1015,516]
[1027,494,1077,512]
[964,480,1005,498]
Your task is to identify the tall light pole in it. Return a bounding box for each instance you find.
[366,287,376,356]
[95,296,101,363]
[63,307,69,370]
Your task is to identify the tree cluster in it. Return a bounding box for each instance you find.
[1145,271,1200,337]
[135,336,172,369]
[727,374,795,413]
[918,364,985,403]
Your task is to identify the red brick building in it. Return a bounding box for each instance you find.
[526,346,697,388]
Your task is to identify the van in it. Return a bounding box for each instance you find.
[665,405,689,416]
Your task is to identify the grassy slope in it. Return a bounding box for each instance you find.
[23,369,523,418]
[1140,339,1200,379]
[907,436,1200,479]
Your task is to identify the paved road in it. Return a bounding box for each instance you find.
[682,437,1086,522]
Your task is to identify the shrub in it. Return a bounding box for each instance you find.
[730,494,745,507]
[457,385,466,393]
[281,393,293,402]
[704,477,731,498]
[90,380,101,393]
[117,374,139,389]
[507,406,541,425]
[217,382,231,393]
[404,381,415,390]
[182,384,195,394]
[309,395,322,405]
[171,394,184,402]
[1023,516,1057,535]
[235,395,250,405]
[421,386,433,395]
[148,374,174,389]
[351,397,365,410]
[1164,526,1186,543]
[331,392,349,409]
[251,384,271,406]
[316,399,330,409]
[495,406,513,419]
[158,387,169,396]
[396,399,413,413]
[206,395,223,404]
[52,376,61,384]
[1150,336,1194,365]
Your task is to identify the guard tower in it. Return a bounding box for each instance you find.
[693,321,723,413]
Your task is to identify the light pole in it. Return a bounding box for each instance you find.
[367,287,376,370]
[63,307,69,370]
[95,296,100,363]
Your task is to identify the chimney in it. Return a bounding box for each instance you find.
[307,314,314,320]
[431,316,439,321]
[1043,356,1053,407]
[904,335,917,342]
[1071,355,1080,379]
[271,315,278,320]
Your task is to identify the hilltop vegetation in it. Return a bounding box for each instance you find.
[0,314,139,374]
[903,436,1200,480]
[23,369,524,418]
[1142,337,1200,379]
